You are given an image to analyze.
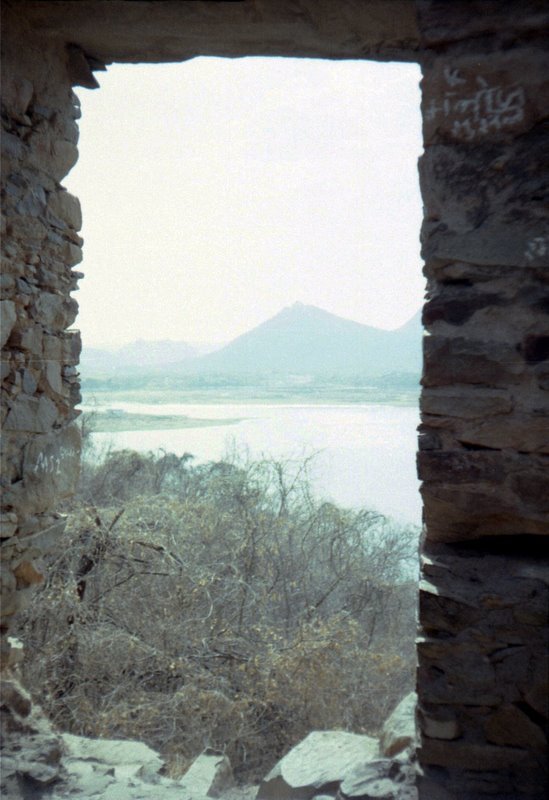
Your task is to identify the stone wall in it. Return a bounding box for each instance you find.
[416,2,549,797]
[1,2,548,798]
[1,8,83,668]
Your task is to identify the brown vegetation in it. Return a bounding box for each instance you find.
[16,445,418,781]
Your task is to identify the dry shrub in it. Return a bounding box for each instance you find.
[17,449,418,782]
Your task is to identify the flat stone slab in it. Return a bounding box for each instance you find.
[257,731,379,799]
[380,693,417,758]
[62,732,164,781]
[180,749,234,797]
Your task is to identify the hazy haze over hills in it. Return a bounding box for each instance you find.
[79,339,220,375]
[81,303,422,378]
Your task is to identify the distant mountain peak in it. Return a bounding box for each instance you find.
[280,301,311,315]
[81,304,423,379]
[170,302,422,376]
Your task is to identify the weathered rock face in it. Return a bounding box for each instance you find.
[180,748,234,798]
[255,728,418,800]
[416,1,549,797]
[0,674,236,799]
[256,730,382,800]
[1,2,549,799]
[380,693,417,759]
[1,5,83,669]
[337,752,418,800]
[0,674,65,796]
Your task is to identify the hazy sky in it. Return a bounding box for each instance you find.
[67,58,424,348]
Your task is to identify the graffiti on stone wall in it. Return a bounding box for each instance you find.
[32,446,79,476]
[425,68,525,141]
[524,236,547,262]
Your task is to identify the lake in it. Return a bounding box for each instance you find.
[87,402,421,525]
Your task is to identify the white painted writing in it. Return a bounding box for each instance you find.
[444,66,466,88]
[32,446,78,476]
[426,73,525,141]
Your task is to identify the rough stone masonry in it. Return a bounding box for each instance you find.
[416,3,549,796]
[1,6,83,671]
[1,2,548,799]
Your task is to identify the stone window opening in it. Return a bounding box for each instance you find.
[1,3,548,798]
[6,51,425,786]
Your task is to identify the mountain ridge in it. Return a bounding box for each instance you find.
[171,303,422,377]
[80,303,422,378]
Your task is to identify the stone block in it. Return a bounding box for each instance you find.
[380,692,417,757]
[61,732,164,782]
[32,291,78,330]
[484,705,546,750]
[3,394,57,433]
[417,450,506,484]
[64,240,83,266]
[16,185,47,218]
[457,416,549,454]
[521,656,549,720]
[62,329,82,365]
[0,271,16,291]
[338,754,417,799]
[508,469,549,512]
[421,715,460,741]
[7,213,48,244]
[21,367,38,394]
[417,426,443,451]
[421,387,513,420]
[52,139,79,180]
[0,130,24,161]
[1,518,67,566]
[421,482,549,542]
[43,332,62,361]
[521,334,549,364]
[0,512,18,538]
[423,288,505,328]
[1,75,33,117]
[257,731,379,799]
[8,322,43,355]
[44,360,63,395]
[422,217,549,268]
[179,748,234,797]
[419,739,529,771]
[0,299,17,347]
[423,336,524,388]
[27,129,78,181]
[48,189,82,231]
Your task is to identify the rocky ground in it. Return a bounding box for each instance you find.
[1,675,417,800]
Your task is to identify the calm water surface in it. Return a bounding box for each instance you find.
[87,402,421,525]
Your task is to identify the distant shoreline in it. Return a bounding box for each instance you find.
[81,387,420,408]
[84,410,243,434]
